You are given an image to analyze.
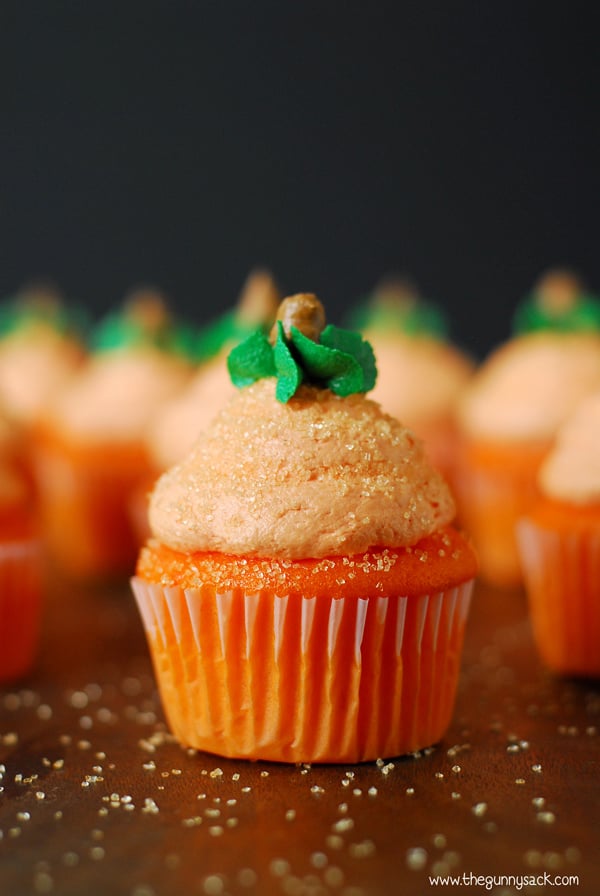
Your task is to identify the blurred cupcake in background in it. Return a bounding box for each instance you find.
[0,405,44,681]
[517,391,600,677]
[146,268,281,473]
[0,281,87,489]
[345,275,474,481]
[32,287,193,582]
[454,268,600,588]
[0,281,87,429]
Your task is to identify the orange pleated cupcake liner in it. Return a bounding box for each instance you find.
[0,539,44,682]
[452,438,548,588]
[131,577,474,763]
[517,516,600,677]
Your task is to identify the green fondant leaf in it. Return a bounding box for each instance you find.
[290,326,362,396]
[274,321,302,401]
[227,329,276,387]
[320,324,377,392]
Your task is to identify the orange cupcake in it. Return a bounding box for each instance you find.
[0,283,86,430]
[0,411,44,681]
[32,289,193,581]
[346,276,474,481]
[454,270,600,588]
[131,294,478,763]
[0,283,87,495]
[517,392,600,677]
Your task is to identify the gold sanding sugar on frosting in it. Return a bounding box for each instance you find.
[149,379,456,559]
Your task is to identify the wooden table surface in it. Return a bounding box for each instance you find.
[1,574,598,896]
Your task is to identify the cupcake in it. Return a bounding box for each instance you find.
[146,268,281,472]
[454,270,600,588]
[0,282,86,432]
[0,410,44,681]
[0,283,87,494]
[346,276,474,480]
[517,392,600,677]
[131,293,478,764]
[32,289,193,581]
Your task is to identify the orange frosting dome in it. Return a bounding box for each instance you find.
[539,392,600,503]
[0,329,82,426]
[149,378,456,559]
[47,348,190,443]
[366,332,473,426]
[457,332,600,442]
[147,355,237,471]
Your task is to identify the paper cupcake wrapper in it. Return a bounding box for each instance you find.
[131,577,474,763]
[517,519,600,677]
[0,540,44,682]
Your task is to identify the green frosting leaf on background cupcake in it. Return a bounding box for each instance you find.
[513,292,600,334]
[513,269,600,335]
[0,290,89,340]
[91,296,197,360]
[345,276,448,340]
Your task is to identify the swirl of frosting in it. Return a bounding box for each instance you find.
[227,293,377,402]
[149,378,456,558]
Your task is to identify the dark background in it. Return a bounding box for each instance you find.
[1,1,598,358]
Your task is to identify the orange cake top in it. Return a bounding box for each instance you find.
[149,294,456,560]
[457,331,600,443]
[138,525,476,597]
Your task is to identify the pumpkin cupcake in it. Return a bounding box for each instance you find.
[131,293,478,764]
[517,392,600,677]
[0,283,87,494]
[32,289,193,581]
[346,276,474,480]
[0,282,86,431]
[454,269,600,588]
[0,409,44,681]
